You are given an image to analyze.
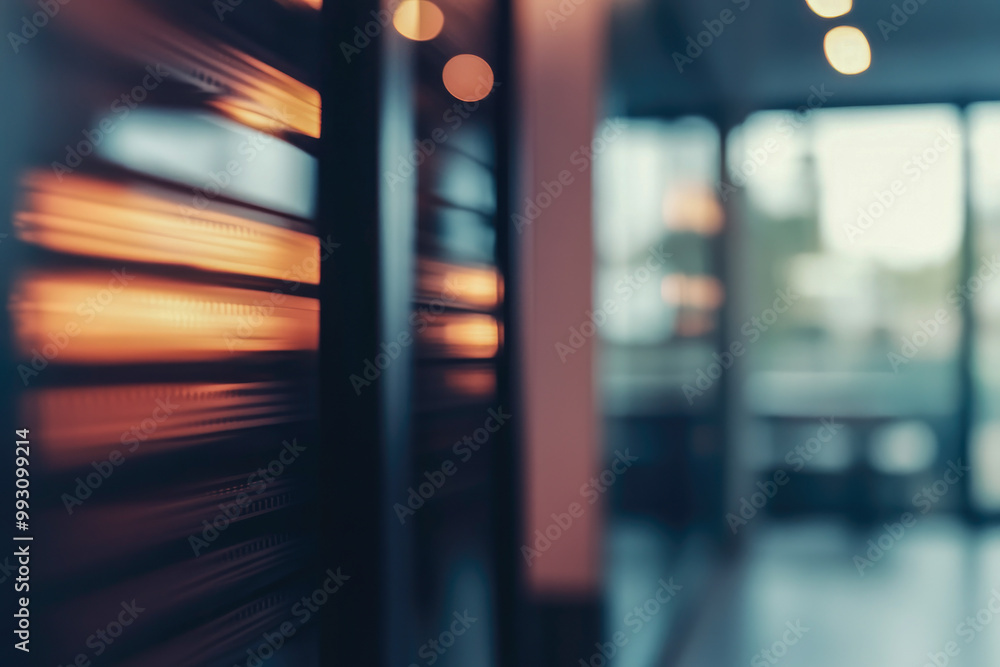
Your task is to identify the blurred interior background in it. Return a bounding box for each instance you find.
[2,0,1000,666]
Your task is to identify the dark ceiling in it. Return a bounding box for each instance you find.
[608,0,1000,121]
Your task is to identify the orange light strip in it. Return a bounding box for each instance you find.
[213,45,322,139]
[661,274,724,309]
[16,172,320,285]
[662,183,724,234]
[443,367,496,396]
[276,0,323,11]
[22,381,309,469]
[416,259,501,310]
[60,0,321,138]
[11,270,319,364]
[419,314,500,358]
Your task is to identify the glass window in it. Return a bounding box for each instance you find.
[593,117,723,412]
[734,105,963,406]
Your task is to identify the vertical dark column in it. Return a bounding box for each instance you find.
[715,114,743,550]
[318,1,387,665]
[957,104,977,522]
[492,0,525,665]
[0,10,31,662]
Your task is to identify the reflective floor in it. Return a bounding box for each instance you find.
[674,519,1000,667]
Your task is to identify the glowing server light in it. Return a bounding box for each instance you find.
[393,0,445,41]
[416,259,500,310]
[16,172,320,284]
[11,271,319,365]
[58,0,322,138]
[23,381,310,469]
[419,314,499,358]
[805,0,852,18]
[277,0,322,9]
[442,55,495,102]
[824,26,871,75]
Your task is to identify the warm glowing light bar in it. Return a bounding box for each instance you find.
[415,365,497,412]
[22,381,310,469]
[661,274,725,309]
[60,0,321,138]
[419,314,499,358]
[443,367,496,397]
[663,184,724,234]
[211,46,322,139]
[11,270,319,364]
[16,172,320,284]
[416,259,500,310]
[277,0,323,10]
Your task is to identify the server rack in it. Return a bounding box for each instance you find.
[321,1,521,666]
[3,1,325,664]
[1,0,521,666]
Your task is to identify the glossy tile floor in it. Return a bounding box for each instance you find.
[671,518,1000,667]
